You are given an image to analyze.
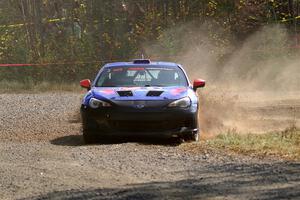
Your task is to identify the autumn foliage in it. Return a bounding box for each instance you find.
[0,0,299,83]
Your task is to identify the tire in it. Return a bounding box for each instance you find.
[82,119,98,144]
[83,129,98,144]
[81,108,99,144]
[183,131,199,142]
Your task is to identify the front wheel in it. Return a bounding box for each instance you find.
[81,107,99,144]
[183,131,199,142]
[83,129,98,144]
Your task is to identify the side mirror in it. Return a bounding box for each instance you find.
[193,79,206,91]
[80,79,91,90]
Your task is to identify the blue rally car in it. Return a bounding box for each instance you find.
[80,59,205,143]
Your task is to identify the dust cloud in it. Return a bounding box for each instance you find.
[144,23,300,135]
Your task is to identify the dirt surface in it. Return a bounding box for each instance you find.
[0,93,299,200]
[199,90,300,135]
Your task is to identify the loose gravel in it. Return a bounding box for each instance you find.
[0,93,299,200]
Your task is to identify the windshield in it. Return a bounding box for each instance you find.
[96,66,188,87]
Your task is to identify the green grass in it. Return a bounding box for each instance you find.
[207,126,300,160]
[0,80,80,93]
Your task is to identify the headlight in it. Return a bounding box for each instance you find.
[89,98,112,108]
[168,97,191,108]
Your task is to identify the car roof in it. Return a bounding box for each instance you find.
[103,61,180,68]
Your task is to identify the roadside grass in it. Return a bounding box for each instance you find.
[206,126,300,161]
[0,80,80,93]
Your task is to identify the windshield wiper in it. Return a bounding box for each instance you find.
[98,85,117,87]
[144,84,164,87]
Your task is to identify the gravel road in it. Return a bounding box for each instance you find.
[0,93,299,200]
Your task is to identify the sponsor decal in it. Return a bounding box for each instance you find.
[99,89,115,95]
[112,68,123,72]
[119,87,141,91]
[128,67,145,71]
[170,87,187,95]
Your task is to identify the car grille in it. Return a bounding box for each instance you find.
[112,100,171,108]
[109,120,190,132]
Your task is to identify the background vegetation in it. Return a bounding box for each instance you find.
[0,0,299,83]
[181,126,300,161]
[207,126,300,161]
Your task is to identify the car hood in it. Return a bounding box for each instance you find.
[91,86,190,101]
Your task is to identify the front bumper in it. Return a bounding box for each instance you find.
[81,105,198,137]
